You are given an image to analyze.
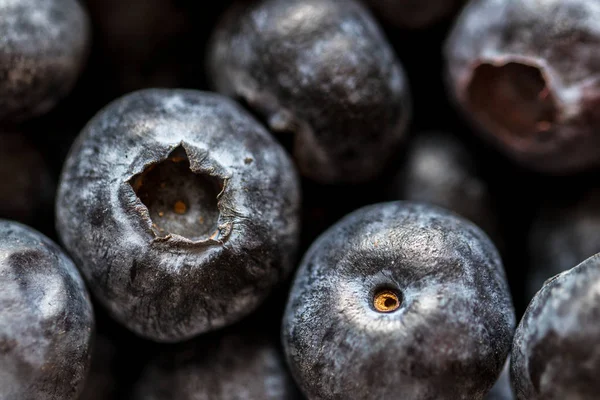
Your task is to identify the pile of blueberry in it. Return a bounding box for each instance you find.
[3,0,600,399]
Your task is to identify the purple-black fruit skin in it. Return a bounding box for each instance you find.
[207,0,411,184]
[133,331,300,400]
[0,0,89,124]
[511,254,600,400]
[0,133,54,225]
[528,189,600,300]
[391,131,499,243]
[56,89,301,343]
[282,201,515,400]
[0,220,94,400]
[445,0,600,173]
[366,0,466,29]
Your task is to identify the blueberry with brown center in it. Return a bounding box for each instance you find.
[282,201,515,400]
[56,89,301,342]
[0,219,94,400]
[511,254,600,399]
[0,0,89,124]
[207,0,411,184]
[446,0,600,173]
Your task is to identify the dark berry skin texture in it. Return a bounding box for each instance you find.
[0,220,94,400]
[56,89,300,342]
[528,189,600,300]
[133,331,300,400]
[208,0,411,184]
[511,254,600,400]
[446,0,600,173]
[366,0,466,29]
[391,131,498,240]
[0,133,54,225]
[0,0,89,124]
[283,202,515,400]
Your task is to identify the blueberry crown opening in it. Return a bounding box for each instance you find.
[467,62,557,139]
[373,289,402,313]
[130,145,222,241]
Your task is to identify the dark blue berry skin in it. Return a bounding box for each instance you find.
[0,0,89,124]
[528,189,600,300]
[511,254,600,400]
[390,131,499,242]
[0,220,94,400]
[366,0,466,29]
[56,89,301,343]
[207,0,411,184]
[446,0,600,173]
[282,201,515,400]
[133,330,300,400]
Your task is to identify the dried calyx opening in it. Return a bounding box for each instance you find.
[130,145,222,241]
[373,289,402,313]
[467,62,557,139]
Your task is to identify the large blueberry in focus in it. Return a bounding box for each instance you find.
[0,219,94,400]
[0,0,89,124]
[207,0,411,184]
[446,0,600,173]
[511,254,600,399]
[528,189,600,299]
[283,202,515,399]
[56,89,300,342]
[133,330,300,400]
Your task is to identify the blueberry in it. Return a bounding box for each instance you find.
[511,254,600,399]
[0,219,94,400]
[445,0,600,173]
[207,0,411,184]
[528,189,600,300]
[366,0,466,29]
[486,359,514,400]
[56,89,301,342]
[0,132,54,226]
[0,0,89,124]
[282,201,515,399]
[390,131,498,242]
[133,330,300,400]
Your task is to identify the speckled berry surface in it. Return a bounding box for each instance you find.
[282,201,515,400]
[0,0,89,124]
[511,254,600,400]
[207,0,411,183]
[446,0,600,173]
[56,89,301,342]
[133,330,300,400]
[0,219,94,400]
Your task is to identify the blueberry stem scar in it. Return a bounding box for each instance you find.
[374,289,401,313]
